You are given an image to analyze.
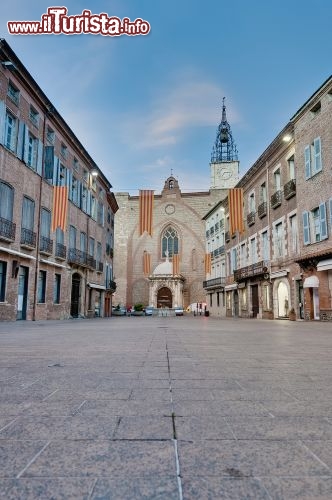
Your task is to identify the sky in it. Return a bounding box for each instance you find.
[1,0,331,194]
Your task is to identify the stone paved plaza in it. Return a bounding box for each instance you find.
[1,316,332,499]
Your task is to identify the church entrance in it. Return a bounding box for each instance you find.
[157,287,172,308]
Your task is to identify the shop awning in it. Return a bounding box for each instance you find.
[87,283,106,290]
[317,258,332,272]
[303,276,319,288]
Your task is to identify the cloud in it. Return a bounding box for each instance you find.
[119,73,240,149]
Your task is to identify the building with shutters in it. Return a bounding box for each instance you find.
[0,39,117,321]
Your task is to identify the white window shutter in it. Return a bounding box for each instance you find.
[16,121,25,160]
[319,202,328,240]
[0,100,5,144]
[302,211,310,245]
[304,146,311,179]
[37,140,43,176]
[314,137,322,173]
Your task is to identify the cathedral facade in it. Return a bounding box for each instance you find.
[113,102,239,310]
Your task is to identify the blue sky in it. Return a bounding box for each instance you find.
[1,1,331,193]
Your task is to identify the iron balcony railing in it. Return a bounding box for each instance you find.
[55,243,66,259]
[234,260,269,282]
[40,236,53,254]
[247,211,255,226]
[203,277,226,289]
[97,262,104,273]
[86,255,96,270]
[0,217,16,241]
[284,178,296,200]
[271,189,282,209]
[107,280,117,292]
[68,248,87,266]
[20,228,36,248]
[258,201,267,219]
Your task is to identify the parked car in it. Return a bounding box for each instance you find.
[175,307,184,316]
[144,307,154,316]
[112,306,126,316]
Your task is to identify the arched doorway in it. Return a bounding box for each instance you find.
[157,287,172,308]
[71,273,81,318]
[277,282,289,318]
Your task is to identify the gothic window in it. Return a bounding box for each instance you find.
[169,180,174,189]
[161,226,178,257]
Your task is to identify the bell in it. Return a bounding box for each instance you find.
[220,128,228,143]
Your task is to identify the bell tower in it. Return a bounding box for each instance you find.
[210,98,240,189]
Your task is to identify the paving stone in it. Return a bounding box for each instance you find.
[261,477,332,500]
[91,477,179,499]
[181,476,270,500]
[0,440,47,477]
[175,416,235,440]
[0,478,94,500]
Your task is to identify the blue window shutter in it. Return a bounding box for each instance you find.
[16,121,25,160]
[52,156,59,186]
[37,140,43,176]
[304,146,311,179]
[314,137,322,173]
[330,198,332,235]
[319,202,328,240]
[302,211,310,245]
[0,100,5,144]
[23,126,29,164]
[87,191,92,215]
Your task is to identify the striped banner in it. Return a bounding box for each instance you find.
[143,252,151,275]
[228,188,244,235]
[139,190,154,236]
[204,253,211,274]
[51,186,68,232]
[173,254,180,275]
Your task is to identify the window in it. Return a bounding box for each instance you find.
[97,242,102,263]
[29,106,39,127]
[0,261,7,302]
[217,292,220,307]
[303,203,328,245]
[91,196,97,220]
[80,232,87,253]
[59,164,67,186]
[21,196,35,230]
[37,270,46,303]
[73,157,79,172]
[27,132,38,170]
[89,237,95,257]
[261,231,269,261]
[97,201,104,225]
[90,174,97,191]
[53,274,61,304]
[305,137,322,179]
[40,208,51,238]
[5,111,17,151]
[240,243,246,267]
[60,143,68,159]
[0,182,14,221]
[260,182,266,202]
[288,155,295,180]
[289,215,298,254]
[81,185,88,212]
[210,294,212,307]
[169,180,174,189]
[231,248,237,272]
[69,225,76,249]
[274,222,283,257]
[162,226,178,257]
[249,193,255,212]
[7,82,19,105]
[70,176,80,206]
[83,169,89,183]
[274,168,281,191]
[47,126,55,144]
[250,237,257,264]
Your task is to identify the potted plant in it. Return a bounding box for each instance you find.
[133,303,144,316]
[288,308,296,321]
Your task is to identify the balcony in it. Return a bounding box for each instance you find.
[40,236,53,255]
[97,261,104,273]
[20,228,36,248]
[234,260,269,282]
[284,179,296,200]
[0,217,16,242]
[247,211,255,227]
[86,254,96,270]
[203,277,226,290]
[270,190,282,209]
[55,243,66,260]
[225,231,230,243]
[107,280,117,292]
[258,201,267,219]
[68,248,87,266]
[106,244,114,258]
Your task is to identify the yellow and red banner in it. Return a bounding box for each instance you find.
[204,253,211,274]
[228,188,244,235]
[51,186,68,232]
[143,252,151,275]
[139,190,154,236]
[173,253,179,275]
